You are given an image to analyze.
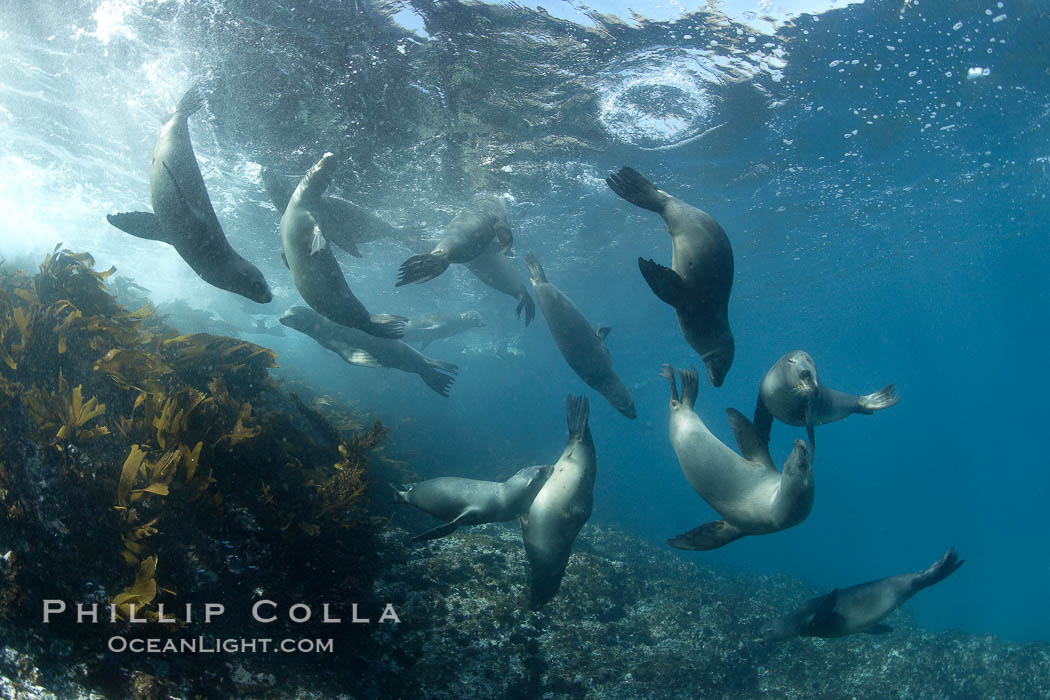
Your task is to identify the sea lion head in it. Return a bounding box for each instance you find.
[756,614,800,643]
[785,351,819,398]
[772,439,814,528]
[237,262,273,304]
[505,464,554,511]
[702,335,734,388]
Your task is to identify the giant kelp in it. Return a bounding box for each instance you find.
[0,247,390,693]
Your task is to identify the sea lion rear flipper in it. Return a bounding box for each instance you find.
[915,547,965,590]
[595,325,612,342]
[753,396,775,445]
[726,408,775,469]
[517,292,536,326]
[667,520,744,551]
[175,85,204,118]
[411,521,460,542]
[565,394,590,441]
[363,315,407,340]
[426,358,458,375]
[864,624,893,635]
[638,258,689,309]
[420,366,456,397]
[389,482,410,504]
[107,212,168,243]
[605,167,668,213]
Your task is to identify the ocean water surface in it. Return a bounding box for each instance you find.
[1,0,1047,679]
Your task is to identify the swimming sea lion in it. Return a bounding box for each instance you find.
[401,310,484,349]
[107,87,272,304]
[391,464,553,542]
[395,194,512,286]
[464,241,536,326]
[281,154,405,339]
[758,548,964,641]
[280,306,456,396]
[520,395,596,609]
[755,350,900,450]
[525,252,636,419]
[606,167,734,387]
[662,364,813,551]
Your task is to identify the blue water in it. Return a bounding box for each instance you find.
[1,0,1048,644]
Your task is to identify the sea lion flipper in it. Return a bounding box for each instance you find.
[807,588,840,629]
[420,365,456,397]
[309,223,327,255]
[517,292,536,326]
[753,396,775,445]
[726,408,775,469]
[363,314,407,340]
[340,349,382,368]
[638,258,688,309]
[858,384,900,414]
[107,212,168,243]
[565,394,590,440]
[667,520,744,551]
[396,253,450,286]
[175,85,204,118]
[605,167,668,213]
[524,252,547,284]
[411,521,460,542]
[595,325,612,342]
[281,251,290,270]
[807,424,816,455]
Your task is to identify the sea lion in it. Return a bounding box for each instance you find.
[280,154,405,339]
[261,167,421,256]
[464,241,536,326]
[520,395,596,609]
[525,252,636,419]
[395,194,512,286]
[391,465,553,542]
[107,87,272,304]
[758,548,964,641]
[401,310,484,349]
[280,306,456,396]
[662,364,813,551]
[606,167,734,387]
[755,350,900,450]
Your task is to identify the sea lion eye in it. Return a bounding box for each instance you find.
[799,369,811,380]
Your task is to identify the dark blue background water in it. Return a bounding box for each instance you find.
[1,0,1047,642]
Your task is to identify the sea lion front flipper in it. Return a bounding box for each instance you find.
[753,396,775,445]
[107,212,169,243]
[396,253,450,286]
[338,348,382,368]
[667,520,744,551]
[864,624,893,635]
[595,325,612,342]
[281,251,290,269]
[807,424,816,455]
[726,408,775,469]
[411,521,460,542]
[857,383,900,414]
[806,588,841,629]
[309,223,327,255]
[638,258,689,309]
[605,167,669,213]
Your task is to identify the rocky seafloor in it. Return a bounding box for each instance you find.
[3,520,1049,699]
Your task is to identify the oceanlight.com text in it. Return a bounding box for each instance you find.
[107,636,334,654]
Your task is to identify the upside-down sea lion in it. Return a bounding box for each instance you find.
[526,252,636,419]
[107,87,272,304]
[755,350,900,450]
[279,306,456,396]
[520,395,596,609]
[758,548,964,641]
[395,194,512,286]
[464,241,536,326]
[391,465,553,542]
[606,167,734,387]
[401,310,484,349]
[280,154,405,339]
[662,364,813,551]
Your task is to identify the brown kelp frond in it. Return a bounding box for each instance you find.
[111,554,161,622]
[161,333,277,394]
[93,347,174,394]
[24,373,110,449]
[36,244,119,317]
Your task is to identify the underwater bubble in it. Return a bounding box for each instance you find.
[597,50,720,150]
